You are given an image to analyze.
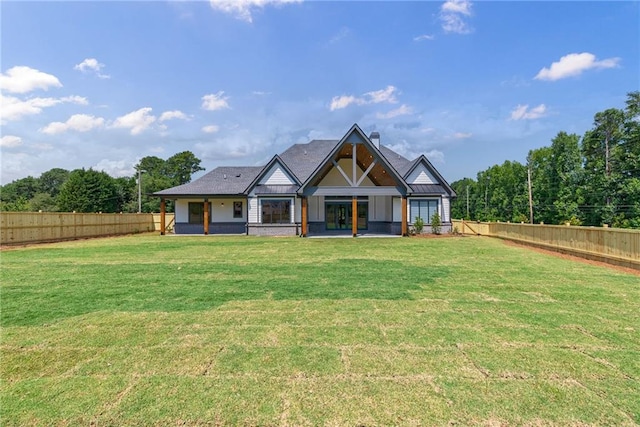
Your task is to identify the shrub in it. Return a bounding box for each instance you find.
[414,216,424,234]
[431,212,442,235]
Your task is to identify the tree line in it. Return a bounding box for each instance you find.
[0,151,203,213]
[451,91,640,228]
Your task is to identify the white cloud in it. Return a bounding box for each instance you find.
[159,110,188,121]
[330,95,364,111]
[377,104,413,119]
[330,86,399,111]
[442,0,472,15]
[202,92,230,110]
[0,135,23,148]
[510,104,547,120]
[74,58,110,79]
[534,52,620,81]
[452,132,472,139]
[440,0,473,34]
[209,0,301,23]
[94,159,133,178]
[0,94,87,123]
[112,107,156,135]
[425,149,445,163]
[414,34,435,41]
[41,114,105,134]
[0,66,62,94]
[366,86,398,104]
[202,125,220,133]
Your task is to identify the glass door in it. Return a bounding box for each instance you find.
[325,202,368,231]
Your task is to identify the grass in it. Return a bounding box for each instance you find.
[1,235,639,426]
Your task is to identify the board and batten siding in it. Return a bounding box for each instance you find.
[392,197,402,222]
[258,163,296,185]
[369,196,392,222]
[308,196,324,221]
[248,197,259,223]
[406,163,437,185]
[442,197,450,222]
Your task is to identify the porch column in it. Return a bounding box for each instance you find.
[401,196,408,236]
[160,198,166,235]
[301,197,308,237]
[352,196,358,237]
[203,199,209,235]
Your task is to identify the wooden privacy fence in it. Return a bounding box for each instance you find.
[1,212,156,246]
[452,220,640,270]
[152,213,175,233]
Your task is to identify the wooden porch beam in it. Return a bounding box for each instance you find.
[203,200,209,235]
[160,198,166,235]
[401,196,408,236]
[352,196,358,237]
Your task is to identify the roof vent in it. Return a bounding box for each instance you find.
[369,131,380,149]
[223,174,227,179]
[236,173,241,178]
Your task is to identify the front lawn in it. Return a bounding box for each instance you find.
[1,235,638,425]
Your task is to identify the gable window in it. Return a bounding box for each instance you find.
[261,199,291,224]
[410,199,439,224]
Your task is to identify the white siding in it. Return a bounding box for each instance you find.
[392,197,402,222]
[211,199,246,222]
[259,164,295,185]
[308,196,324,221]
[369,196,392,221]
[248,197,258,223]
[442,197,450,222]
[406,164,437,184]
[175,199,194,223]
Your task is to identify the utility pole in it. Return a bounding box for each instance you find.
[466,185,470,219]
[527,166,534,224]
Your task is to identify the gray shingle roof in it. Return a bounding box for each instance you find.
[154,166,262,196]
[379,145,412,177]
[154,133,451,198]
[278,140,337,183]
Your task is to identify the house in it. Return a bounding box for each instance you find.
[154,124,456,236]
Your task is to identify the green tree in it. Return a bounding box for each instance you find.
[165,151,204,185]
[135,151,204,213]
[57,169,119,213]
[450,178,478,220]
[39,168,70,198]
[549,132,582,224]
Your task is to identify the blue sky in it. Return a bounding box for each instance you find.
[1,0,638,185]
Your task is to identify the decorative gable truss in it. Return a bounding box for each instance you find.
[300,124,410,197]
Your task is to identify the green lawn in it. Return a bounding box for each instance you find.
[1,235,638,426]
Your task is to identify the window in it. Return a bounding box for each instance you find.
[188,202,204,224]
[410,199,439,224]
[233,201,243,218]
[261,199,291,224]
